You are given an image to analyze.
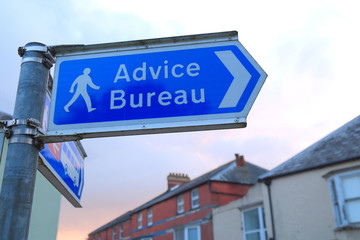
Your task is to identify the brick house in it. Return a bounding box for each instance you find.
[88,154,268,240]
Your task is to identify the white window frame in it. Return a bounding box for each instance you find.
[184,225,201,240]
[111,227,116,240]
[328,169,360,227]
[242,207,267,240]
[119,224,123,240]
[138,212,143,229]
[191,188,199,209]
[147,208,153,226]
[177,194,184,214]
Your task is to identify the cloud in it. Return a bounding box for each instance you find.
[1,1,360,240]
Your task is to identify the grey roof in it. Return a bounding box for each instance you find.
[89,157,268,236]
[131,159,267,213]
[88,211,131,236]
[260,115,360,180]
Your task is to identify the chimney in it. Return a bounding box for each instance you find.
[167,173,190,190]
[235,153,246,167]
[234,154,250,180]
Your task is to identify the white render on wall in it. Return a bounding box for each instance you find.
[212,160,360,240]
[270,160,360,240]
[212,183,266,240]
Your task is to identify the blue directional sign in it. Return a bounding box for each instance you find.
[47,32,267,141]
[39,142,85,207]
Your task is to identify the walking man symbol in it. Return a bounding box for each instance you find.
[64,68,100,113]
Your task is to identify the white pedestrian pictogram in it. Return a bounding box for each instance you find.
[64,68,100,112]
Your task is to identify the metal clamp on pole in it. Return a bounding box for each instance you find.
[6,118,44,150]
[0,119,13,138]
[3,118,41,129]
[18,44,55,69]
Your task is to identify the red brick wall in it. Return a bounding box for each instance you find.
[208,182,251,206]
[153,197,178,223]
[91,181,252,240]
[210,181,250,195]
[156,232,173,240]
[102,229,108,240]
[123,220,131,238]
[201,222,214,240]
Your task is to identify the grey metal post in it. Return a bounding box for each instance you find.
[0,43,54,240]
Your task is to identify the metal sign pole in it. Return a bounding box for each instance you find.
[0,43,54,239]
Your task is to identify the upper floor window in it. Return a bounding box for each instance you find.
[147,208,153,226]
[137,212,143,229]
[111,227,116,240]
[328,169,360,227]
[119,224,123,239]
[242,207,267,240]
[177,194,184,214]
[191,188,199,209]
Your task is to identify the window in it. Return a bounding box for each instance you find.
[175,228,184,240]
[175,225,200,240]
[138,212,143,229]
[147,208,153,226]
[185,226,200,240]
[191,189,199,209]
[119,225,123,240]
[177,195,184,214]
[112,227,116,240]
[328,170,360,227]
[242,207,267,240]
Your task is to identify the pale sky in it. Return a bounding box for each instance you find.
[0,0,359,239]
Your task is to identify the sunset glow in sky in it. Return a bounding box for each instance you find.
[1,1,359,239]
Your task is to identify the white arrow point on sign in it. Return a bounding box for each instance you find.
[215,50,251,108]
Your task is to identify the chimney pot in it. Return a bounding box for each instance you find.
[235,154,246,167]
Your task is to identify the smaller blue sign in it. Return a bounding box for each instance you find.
[39,141,85,203]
